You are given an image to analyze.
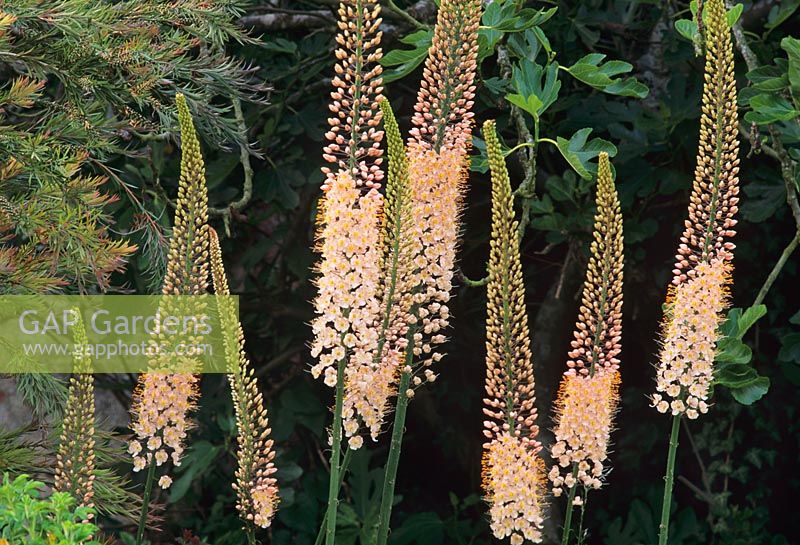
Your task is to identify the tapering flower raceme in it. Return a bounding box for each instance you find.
[564,153,623,377]
[653,259,731,419]
[481,120,544,544]
[409,0,481,152]
[129,94,209,477]
[550,152,624,495]
[375,100,420,353]
[163,95,211,298]
[210,229,279,528]
[309,170,384,448]
[653,0,740,418]
[672,0,740,286]
[394,0,481,372]
[55,311,95,514]
[321,0,384,189]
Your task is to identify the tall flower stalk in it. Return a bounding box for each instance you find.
[129,94,210,545]
[210,229,279,541]
[374,3,481,542]
[311,2,385,542]
[652,0,740,543]
[480,120,545,545]
[549,153,623,545]
[54,311,96,515]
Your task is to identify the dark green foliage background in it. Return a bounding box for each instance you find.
[3,0,799,544]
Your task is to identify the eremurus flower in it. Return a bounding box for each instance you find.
[321,0,384,189]
[129,94,209,478]
[397,0,481,373]
[550,152,623,496]
[653,0,739,417]
[54,311,96,514]
[654,2,740,542]
[481,120,545,544]
[210,228,279,528]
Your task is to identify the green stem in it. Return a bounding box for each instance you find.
[246,527,257,545]
[135,462,157,545]
[385,0,426,29]
[562,485,577,545]
[375,344,415,545]
[314,449,354,545]
[325,358,347,545]
[658,415,682,545]
[753,232,799,306]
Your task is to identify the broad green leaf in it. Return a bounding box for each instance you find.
[531,26,553,59]
[736,305,767,339]
[565,54,649,98]
[506,93,544,119]
[746,63,789,92]
[489,7,557,32]
[275,461,303,482]
[745,93,799,124]
[478,1,506,58]
[730,376,770,405]
[528,193,554,214]
[390,512,445,545]
[716,362,759,387]
[742,181,786,222]
[469,136,488,173]
[716,338,752,364]
[552,128,617,180]
[546,173,575,202]
[726,3,743,27]
[509,60,560,117]
[380,30,432,83]
[765,0,800,30]
[675,19,698,43]
[169,441,222,503]
[479,27,503,60]
[779,332,800,363]
[781,37,800,107]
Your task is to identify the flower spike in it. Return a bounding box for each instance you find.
[654,4,740,541]
[337,100,417,448]
[481,120,545,544]
[210,228,279,529]
[410,0,481,152]
[654,0,740,418]
[550,152,624,496]
[129,94,209,476]
[322,0,385,190]
[55,311,96,514]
